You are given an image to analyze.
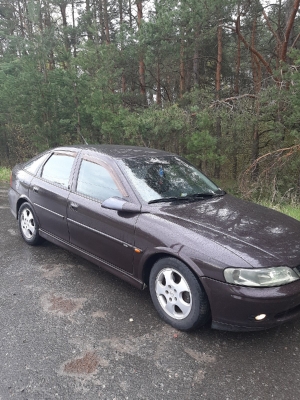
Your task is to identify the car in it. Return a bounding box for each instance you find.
[8,144,300,332]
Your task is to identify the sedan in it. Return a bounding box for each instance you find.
[8,145,300,331]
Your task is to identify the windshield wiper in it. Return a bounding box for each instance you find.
[189,191,226,198]
[148,197,191,204]
[148,191,225,204]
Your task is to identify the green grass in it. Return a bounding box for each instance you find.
[217,179,300,221]
[259,202,300,221]
[0,167,11,182]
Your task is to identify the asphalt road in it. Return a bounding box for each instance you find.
[1,181,300,400]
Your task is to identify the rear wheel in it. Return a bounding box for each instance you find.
[149,257,210,331]
[18,202,43,246]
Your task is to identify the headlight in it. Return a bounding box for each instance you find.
[224,267,299,287]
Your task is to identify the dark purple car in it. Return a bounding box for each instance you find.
[8,145,300,331]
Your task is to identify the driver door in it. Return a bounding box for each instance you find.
[67,156,139,274]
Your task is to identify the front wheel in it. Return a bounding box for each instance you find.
[149,258,210,331]
[18,202,43,246]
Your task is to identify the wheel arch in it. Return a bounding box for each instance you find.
[16,196,31,219]
[141,251,205,289]
[142,253,170,287]
[16,196,39,222]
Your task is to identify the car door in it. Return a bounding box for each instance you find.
[67,155,139,274]
[29,150,77,241]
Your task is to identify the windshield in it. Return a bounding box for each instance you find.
[119,156,223,203]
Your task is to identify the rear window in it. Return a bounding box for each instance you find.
[41,153,75,188]
[24,153,50,175]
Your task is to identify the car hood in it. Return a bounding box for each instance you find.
[153,194,300,268]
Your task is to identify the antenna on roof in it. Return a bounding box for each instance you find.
[81,134,89,145]
[76,124,88,145]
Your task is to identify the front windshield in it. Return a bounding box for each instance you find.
[119,155,223,203]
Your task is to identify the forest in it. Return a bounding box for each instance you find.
[0,0,300,203]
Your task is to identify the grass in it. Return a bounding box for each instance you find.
[259,201,300,221]
[0,167,11,182]
[217,179,300,221]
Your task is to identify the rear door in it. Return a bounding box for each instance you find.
[67,155,138,274]
[29,151,77,241]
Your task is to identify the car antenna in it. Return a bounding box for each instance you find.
[76,123,89,145]
[81,135,89,145]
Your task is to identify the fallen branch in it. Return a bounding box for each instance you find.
[209,94,257,108]
[239,144,300,198]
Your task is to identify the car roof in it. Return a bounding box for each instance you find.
[54,144,173,159]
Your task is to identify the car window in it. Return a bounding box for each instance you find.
[24,153,50,175]
[41,153,75,188]
[119,156,222,202]
[76,159,122,202]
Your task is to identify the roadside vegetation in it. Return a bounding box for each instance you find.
[0,167,10,182]
[0,1,299,216]
[259,202,300,222]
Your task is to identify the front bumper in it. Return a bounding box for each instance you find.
[201,277,300,331]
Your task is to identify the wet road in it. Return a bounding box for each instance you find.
[1,182,300,400]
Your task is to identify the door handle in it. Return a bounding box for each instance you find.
[70,202,78,211]
[33,186,39,193]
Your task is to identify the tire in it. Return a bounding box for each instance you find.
[149,257,210,331]
[18,202,43,246]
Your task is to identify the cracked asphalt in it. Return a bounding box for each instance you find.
[1,182,300,400]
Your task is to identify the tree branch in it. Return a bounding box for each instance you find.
[292,32,300,49]
[281,0,300,61]
[262,9,281,48]
[209,94,257,108]
[234,17,274,77]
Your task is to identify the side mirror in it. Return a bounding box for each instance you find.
[101,197,142,213]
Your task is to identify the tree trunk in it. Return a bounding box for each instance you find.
[251,18,261,178]
[193,26,200,87]
[103,0,110,44]
[17,1,25,38]
[60,2,70,52]
[129,0,132,30]
[234,4,241,95]
[232,4,241,178]
[137,1,146,102]
[157,61,162,105]
[72,0,77,58]
[281,0,300,62]
[99,0,106,44]
[214,21,222,179]
[179,29,185,98]
[118,0,126,93]
[85,0,93,42]
[215,22,222,100]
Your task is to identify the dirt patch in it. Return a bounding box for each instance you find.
[64,352,99,374]
[42,293,86,316]
[184,347,216,364]
[42,264,56,271]
[49,295,78,313]
[193,369,206,384]
[91,310,108,319]
[41,265,63,280]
